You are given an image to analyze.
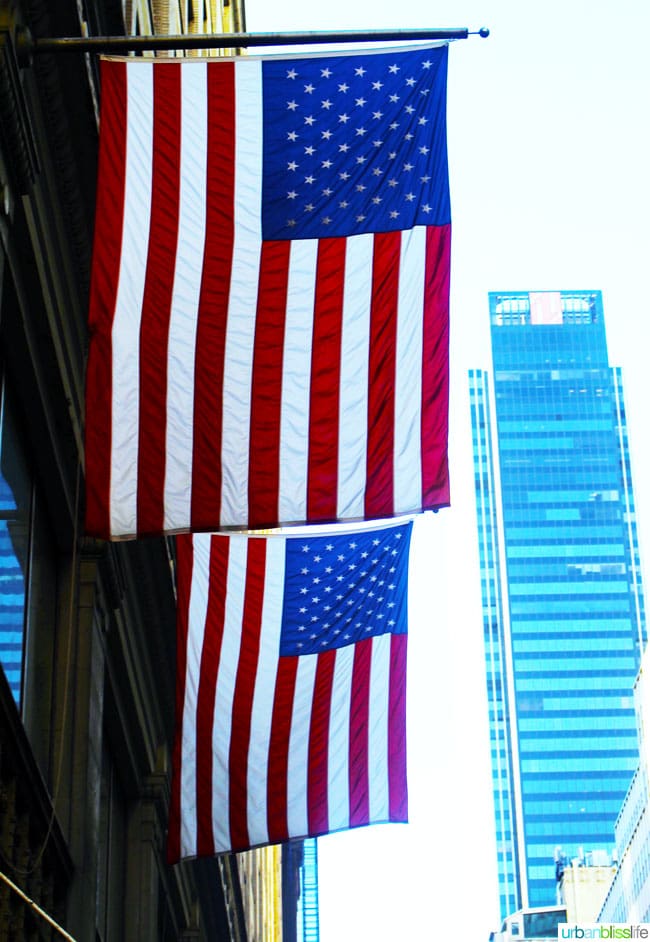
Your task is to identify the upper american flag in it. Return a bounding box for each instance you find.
[85,44,451,540]
[167,521,411,860]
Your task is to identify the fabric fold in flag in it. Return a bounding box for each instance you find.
[85,44,451,539]
[167,520,411,860]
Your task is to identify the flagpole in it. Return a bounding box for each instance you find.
[17,27,489,59]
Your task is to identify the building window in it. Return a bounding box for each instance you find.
[0,379,32,706]
[97,740,127,941]
[0,372,57,773]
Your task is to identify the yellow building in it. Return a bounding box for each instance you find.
[238,845,283,942]
[124,0,245,53]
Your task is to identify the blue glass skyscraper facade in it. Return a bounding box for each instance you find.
[470,290,646,918]
[300,839,320,942]
[282,838,320,942]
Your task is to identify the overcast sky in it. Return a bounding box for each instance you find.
[243,2,650,937]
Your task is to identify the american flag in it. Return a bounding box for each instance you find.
[167,521,411,859]
[85,45,450,539]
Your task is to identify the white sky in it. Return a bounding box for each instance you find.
[243,2,650,938]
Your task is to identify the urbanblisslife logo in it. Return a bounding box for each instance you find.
[558,926,650,939]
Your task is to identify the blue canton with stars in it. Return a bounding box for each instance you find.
[261,45,450,241]
[279,521,412,657]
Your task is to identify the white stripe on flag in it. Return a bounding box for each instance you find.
[212,535,248,852]
[164,63,208,532]
[110,62,153,538]
[327,643,354,832]
[337,233,373,519]
[367,633,391,823]
[220,60,263,527]
[394,225,426,514]
[180,534,211,858]
[246,537,285,848]
[278,239,318,524]
[286,652,318,839]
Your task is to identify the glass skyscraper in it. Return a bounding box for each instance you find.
[469,290,646,919]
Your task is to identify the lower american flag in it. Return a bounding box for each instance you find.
[167,520,412,860]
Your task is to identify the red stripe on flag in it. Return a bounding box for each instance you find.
[167,535,194,864]
[349,637,372,827]
[85,60,127,539]
[365,231,401,518]
[421,224,451,508]
[307,648,336,835]
[267,656,298,844]
[388,633,408,822]
[228,538,267,852]
[136,66,181,535]
[248,241,291,527]
[190,63,236,531]
[195,537,229,858]
[307,238,346,522]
